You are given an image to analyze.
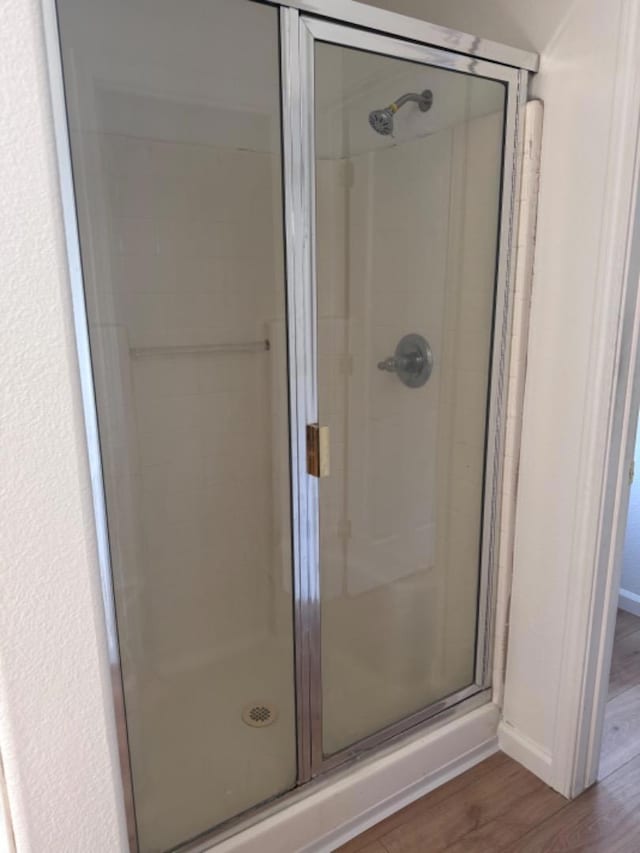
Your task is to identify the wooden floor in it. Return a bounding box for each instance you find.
[338,610,640,853]
[600,609,640,779]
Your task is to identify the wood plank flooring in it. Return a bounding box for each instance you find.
[338,610,640,853]
[600,610,640,778]
[503,752,640,852]
[336,754,566,853]
[614,609,640,642]
[599,684,640,779]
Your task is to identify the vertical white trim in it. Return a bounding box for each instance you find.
[475,66,528,691]
[493,99,544,705]
[549,0,640,797]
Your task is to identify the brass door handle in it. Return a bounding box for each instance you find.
[306,424,330,478]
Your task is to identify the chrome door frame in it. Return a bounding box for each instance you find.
[283,11,527,778]
[271,0,538,72]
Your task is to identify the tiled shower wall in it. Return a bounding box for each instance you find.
[76,131,290,684]
[318,110,504,734]
[74,106,501,707]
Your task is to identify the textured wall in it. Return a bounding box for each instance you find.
[0,0,127,850]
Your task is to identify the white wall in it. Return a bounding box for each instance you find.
[0,0,128,849]
[620,422,640,600]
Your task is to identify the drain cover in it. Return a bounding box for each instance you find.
[242,703,277,728]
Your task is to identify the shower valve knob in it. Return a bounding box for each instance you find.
[377,356,400,372]
[377,333,434,388]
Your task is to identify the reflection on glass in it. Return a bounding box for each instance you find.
[315,42,506,756]
[56,0,296,849]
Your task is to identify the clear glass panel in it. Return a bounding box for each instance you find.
[315,43,506,756]
[56,1,296,849]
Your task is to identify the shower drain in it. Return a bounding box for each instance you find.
[242,703,277,728]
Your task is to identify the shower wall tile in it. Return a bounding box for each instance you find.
[336,128,451,601]
[318,106,504,727]
[112,215,158,259]
[316,161,351,600]
[440,110,504,681]
[91,132,288,676]
[317,160,348,320]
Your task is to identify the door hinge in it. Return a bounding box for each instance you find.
[306,424,330,478]
[630,459,635,486]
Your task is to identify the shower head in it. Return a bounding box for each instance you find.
[368,89,433,136]
[368,106,395,136]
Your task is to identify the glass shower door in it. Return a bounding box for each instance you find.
[55,1,296,850]
[54,0,525,843]
[305,19,510,760]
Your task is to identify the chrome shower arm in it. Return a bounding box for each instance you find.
[391,91,431,111]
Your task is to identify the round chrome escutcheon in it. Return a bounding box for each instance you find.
[377,333,434,388]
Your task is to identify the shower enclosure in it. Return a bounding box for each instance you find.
[51,1,531,850]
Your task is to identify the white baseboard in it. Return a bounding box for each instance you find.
[498,720,553,787]
[211,703,499,852]
[618,588,640,617]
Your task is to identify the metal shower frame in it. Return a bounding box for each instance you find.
[42,0,532,849]
[284,8,528,782]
